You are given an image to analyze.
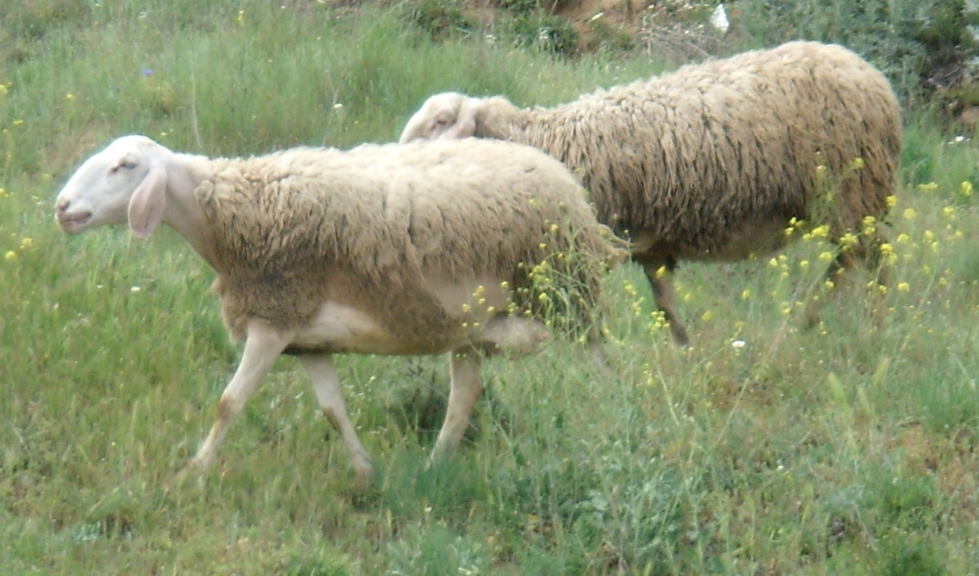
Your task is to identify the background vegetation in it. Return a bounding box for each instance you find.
[2,0,979,574]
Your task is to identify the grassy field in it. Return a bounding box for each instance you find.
[3,2,979,574]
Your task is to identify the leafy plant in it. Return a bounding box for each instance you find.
[731,0,979,104]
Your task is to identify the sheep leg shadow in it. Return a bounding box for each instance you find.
[637,256,690,346]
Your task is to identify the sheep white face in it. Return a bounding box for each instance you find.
[399,92,467,143]
[54,136,157,235]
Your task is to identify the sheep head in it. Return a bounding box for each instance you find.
[55,135,169,239]
[399,92,478,143]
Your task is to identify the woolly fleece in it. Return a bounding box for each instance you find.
[192,139,624,348]
[401,41,902,260]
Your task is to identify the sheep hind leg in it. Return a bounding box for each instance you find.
[863,231,891,328]
[638,256,690,346]
[300,354,374,484]
[804,232,889,329]
[175,319,292,485]
[430,347,483,463]
[869,243,891,328]
[580,322,620,382]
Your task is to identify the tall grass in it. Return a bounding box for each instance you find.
[3,1,979,574]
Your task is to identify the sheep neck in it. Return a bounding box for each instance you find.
[161,153,221,269]
[482,104,550,151]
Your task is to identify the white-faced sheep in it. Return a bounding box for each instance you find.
[401,40,903,345]
[54,135,625,482]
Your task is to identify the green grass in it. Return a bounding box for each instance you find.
[4,2,979,574]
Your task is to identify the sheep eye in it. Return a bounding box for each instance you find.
[112,160,137,173]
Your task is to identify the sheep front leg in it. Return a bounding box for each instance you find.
[176,319,292,482]
[637,256,690,346]
[430,348,483,462]
[299,354,374,483]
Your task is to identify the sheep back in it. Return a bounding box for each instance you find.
[196,139,623,345]
[490,41,902,257]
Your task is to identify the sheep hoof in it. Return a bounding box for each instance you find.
[349,460,374,491]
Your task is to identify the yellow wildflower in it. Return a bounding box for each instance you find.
[917,182,938,193]
[818,251,834,262]
[880,243,896,265]
[811,225,830,238]
[20,238,32,249]
[4,251,15,261]
[701,310,713,322]
[886,195,897,208]
[902,208,917,220]
[897,282,910,293]
[741,289,750,300]
[961,181,973,198]
[838,232,859,250]
[862,217,876,236]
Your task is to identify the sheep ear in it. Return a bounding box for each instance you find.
[439,100,478,139]
[128,159,168,239]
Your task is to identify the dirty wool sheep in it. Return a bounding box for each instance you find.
[54,135,624,482]
[401,41,903,345]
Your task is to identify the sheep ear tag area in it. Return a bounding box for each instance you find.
[128,161,168,239]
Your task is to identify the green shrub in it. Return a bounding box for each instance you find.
[504,13,579,57]
[402,0,474,41]
[731,0,979,105]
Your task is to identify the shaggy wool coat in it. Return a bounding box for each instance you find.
[190,140,624,348]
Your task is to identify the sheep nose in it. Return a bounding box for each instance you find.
[55,198,71,214]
